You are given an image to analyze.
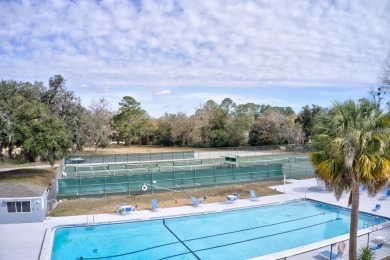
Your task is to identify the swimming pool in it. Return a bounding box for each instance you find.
[51,199,387,260]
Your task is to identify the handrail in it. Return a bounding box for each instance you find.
[38,228,48,260]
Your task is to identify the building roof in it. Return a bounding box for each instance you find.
[0,183,46,198]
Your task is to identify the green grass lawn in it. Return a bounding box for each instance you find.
[0,168,56,187]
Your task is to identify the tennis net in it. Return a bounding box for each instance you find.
[75,165,109,172]
[238,159,284,167]
[77,168,150,177]
[77,169,111,177]
[125,163,157,169]
[159,163,218,172]
[173,160,203,166]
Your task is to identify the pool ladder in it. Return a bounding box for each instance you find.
[363,217,378,231]
[86,215,95,226]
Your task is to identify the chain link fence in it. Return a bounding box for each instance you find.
[57,163,284,199]
[63,145,312,165]
[65,151,195,165]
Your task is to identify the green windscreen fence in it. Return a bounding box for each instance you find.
[57,163,283,199]
[58,156,315,199]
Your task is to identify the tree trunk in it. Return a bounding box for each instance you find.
[349,181,360,260]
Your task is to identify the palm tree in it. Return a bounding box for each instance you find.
[358,246,375,260]
[310,99,390,260]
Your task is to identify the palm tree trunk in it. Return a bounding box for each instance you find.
[349,181,360,260]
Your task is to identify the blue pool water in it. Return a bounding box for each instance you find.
[51,199,387,260]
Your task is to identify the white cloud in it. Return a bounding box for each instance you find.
[0,0,389,117]
[154,90,172,96]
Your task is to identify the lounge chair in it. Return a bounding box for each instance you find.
[375,236,389,244]
[372,204,381,212]
[115,205,122,215]
[151,199,160,211]
[379,190,390,200]
[133,204,138,213]
[249,190,259,201]
[191,197,201,207]
[226,196,235,204]
[232,193,240,200]
[319,241,345,259]
[370,243,383,251]
[319,250,343,260]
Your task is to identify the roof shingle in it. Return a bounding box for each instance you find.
[0,183,46,198]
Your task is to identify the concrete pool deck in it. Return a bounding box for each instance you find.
[3,178,390,260]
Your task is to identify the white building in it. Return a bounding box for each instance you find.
[0,183,48,224]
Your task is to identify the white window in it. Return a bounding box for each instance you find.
[6,201,31,213]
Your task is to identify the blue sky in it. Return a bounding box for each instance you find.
[1,0,389,117]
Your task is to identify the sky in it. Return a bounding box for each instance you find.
[1,0,390,118]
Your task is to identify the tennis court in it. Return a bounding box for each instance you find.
[58,164,285,199]
[57,154,314,199]
[65,151,195,165]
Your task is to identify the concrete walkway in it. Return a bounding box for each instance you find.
[2,178,390,260]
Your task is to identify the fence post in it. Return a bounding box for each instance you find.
[268,163,270,183]
[194,169,196,190]
[173,170,176,191]
[233,165,235,182]
[151,171,154,194]
[79,173,81,199]
[214,165,217,187]
[305,160,307,178]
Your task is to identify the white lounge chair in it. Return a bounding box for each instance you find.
[375,236,390,244]
[249,190,259,201]
[191,197,201,207]
[226,196,235,204]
